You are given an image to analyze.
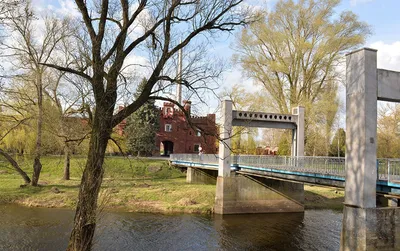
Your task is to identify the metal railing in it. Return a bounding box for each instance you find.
[170,154,219,165]
[235,155,346,177]
[377,159,400,182]
[170,154,400,182]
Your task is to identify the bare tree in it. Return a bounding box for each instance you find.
[43,68,92,180]
[41,0,256,249]
[0,1,23,22]
[1,4,72,185]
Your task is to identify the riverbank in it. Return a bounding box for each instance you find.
[0,156,344,213]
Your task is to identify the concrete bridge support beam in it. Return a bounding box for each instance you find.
[214,174,304,214]
[341,48,400,251]
[377,195,400,207]
[388,198,400,207]
[186,167,217,185]
[218,100,233,178]
[341,207,400,250]
[291,106,305,157]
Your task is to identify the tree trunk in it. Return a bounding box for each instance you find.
[32,71,43,186]
[31,157,42,186]
[67,105,113,251]
[63,146,71,180]
[0,149,31,184]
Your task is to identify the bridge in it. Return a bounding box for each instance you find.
[171,154,400,195]
[168,48,400,250]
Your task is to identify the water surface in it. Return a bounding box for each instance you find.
[0,205,342,251]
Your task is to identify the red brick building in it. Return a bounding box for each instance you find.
[156,101,217,156]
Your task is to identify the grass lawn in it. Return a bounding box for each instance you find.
[304,185,344,210]
[0,156,215,213]
[0,155,344,213]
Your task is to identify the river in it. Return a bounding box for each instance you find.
[0,204,342,251]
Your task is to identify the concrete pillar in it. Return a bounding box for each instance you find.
[291,128,297,157]
[218,100,233,177]
[296,106,305,157]
[345,48,377,209]
[388,197,399,207]
[215,175,304,214]
[186,167,194,183]
[341,207,400,250]
[186,167,217,184]
[291,106,305,157]
[341,48,382,251]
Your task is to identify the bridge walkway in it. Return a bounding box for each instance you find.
[170,154,400,194]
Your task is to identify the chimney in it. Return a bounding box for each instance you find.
[183,100,191,115]
[176,43,183,105]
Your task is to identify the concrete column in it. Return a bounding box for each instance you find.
[186,167,194,183]
[296,107,305,157]
[291,128,296,157]
[345,48,377,209]
[218,100,233,177]
[291,106,305,157]
[341,48,400,251]
[388,198,399,207]
[215,175,304,214]
[186,167,217,184]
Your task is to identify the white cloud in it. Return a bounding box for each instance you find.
[54,0,81,17]
[31,0,82,18]
[369,41,400,71]
[350,0,374,6]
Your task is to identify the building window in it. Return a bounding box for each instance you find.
[165,124,172,132]
[194,144,200,152]
[196,130,201,137]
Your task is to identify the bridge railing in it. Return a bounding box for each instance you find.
[170,154,219,165]
[377,159,400,182]
[170,154,400,181]
[236,155,346,177]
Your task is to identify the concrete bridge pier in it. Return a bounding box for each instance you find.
[341,48,400,251]
[186,167,217,184]
[214,100,304,214]
[214,174,304,214]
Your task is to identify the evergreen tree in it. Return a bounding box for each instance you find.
[125,80,160,156]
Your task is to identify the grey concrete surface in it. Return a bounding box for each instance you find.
[345,48,377,209]
[341,206,400,251]
[186,167,217,184]
[378,69,400,102]
[214,175,304,214]
[218,100,233,177]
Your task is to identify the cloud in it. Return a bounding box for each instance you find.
[31,0,82,18]
[369,41,400,71]
[54,0,81,17]
[350,0,374,6]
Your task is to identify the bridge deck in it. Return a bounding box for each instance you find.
[171,154,400,194]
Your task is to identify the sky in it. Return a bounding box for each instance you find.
[338,0,400,71]
[29,0,400,117]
